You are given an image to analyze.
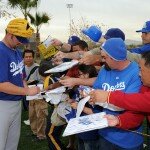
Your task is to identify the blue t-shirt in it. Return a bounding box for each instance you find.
[93,61,143,149]
[0,41,24,101]
[130,44,150,54]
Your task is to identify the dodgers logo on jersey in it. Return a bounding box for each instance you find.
[102,82,125,91]
[10,60,24,76]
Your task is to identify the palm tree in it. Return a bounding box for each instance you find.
[28,12,50,37]
[7,0,38,19]
[28,12,51,57]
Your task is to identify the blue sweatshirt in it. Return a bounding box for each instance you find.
[130,43,150,54]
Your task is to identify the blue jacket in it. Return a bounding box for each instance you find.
[130,44,150,54]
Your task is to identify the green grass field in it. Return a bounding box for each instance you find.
[18,108,69,150]
[18,109,149,150]
[18,110,48,150]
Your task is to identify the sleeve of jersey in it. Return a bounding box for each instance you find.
[108,91,150,113]
[0,51,9,82]
[116,111,144,129]
[130,44,150,54]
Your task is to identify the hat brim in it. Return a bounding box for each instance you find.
[136,29,150,33]
[15,36,29,44]
[67,36,80,45]
[82,29,89,36]
[103,35,110,40]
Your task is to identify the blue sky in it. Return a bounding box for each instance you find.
[0,0,150,42]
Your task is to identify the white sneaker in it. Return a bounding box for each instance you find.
[24,119,30,125]
[143,143,147,148]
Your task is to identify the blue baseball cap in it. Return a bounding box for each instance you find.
[68,36,80,45]
[104,28,125,41]
[101,38,127,61]
[82,25,102,42]
[15,35,29,44]
[136,21,150,33]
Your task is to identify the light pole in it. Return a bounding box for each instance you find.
[66,3,73,36]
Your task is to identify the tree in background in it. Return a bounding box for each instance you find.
[7,0,51,58]
[7,0,38,19]
[0,1,16,18]
[28,12,51,57]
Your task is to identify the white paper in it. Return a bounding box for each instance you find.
[43,35,53,48]
[76,96,90,117]
[37,84,44,91]
[26,94,43,101]
[45,93,68,104]
[27,84,43,90]
[45,86,67,104]
[45,60,79,73]
[46,86,66,94]
[63,112,108,137]
[26,84,43,100]
[26,86,67,103]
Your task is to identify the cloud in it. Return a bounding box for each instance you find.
[0,0,149,42]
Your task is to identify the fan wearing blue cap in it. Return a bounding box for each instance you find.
[104,28,125,41]
[52,27,127,67]
[78,28,126,65]
[67,35,81,52]
[82,26,125,43]
[101,38,127,61]
[92,38,143,150]
[130,20,150,54]
[51,36,80,53]
[68,35,80,45]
